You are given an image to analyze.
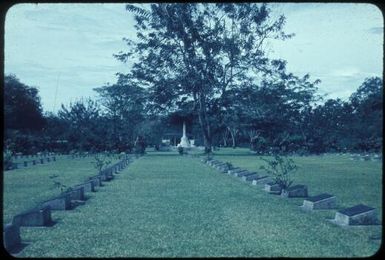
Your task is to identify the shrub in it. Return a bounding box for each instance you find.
[260,154,298,190]
[3,149,14,170]
[225,162,233,169]
[92,153,111,173]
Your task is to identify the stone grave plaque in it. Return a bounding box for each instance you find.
[251,176,272,185]
[227,168,243,175]
[281,185,308,198]
[334,204,378,225]
[218,166,231,173]
[66,186,85,201]
[99,173,107,181]
[75,181,95,193]
[89,177,101,187]
[231,169,249,176]
[241,173,259,182]
[3,223,21,252]
[42,194,71,210]
[264,182,282,195]
[301,193,336,210]
[208,160,220,166]
[12,206,52,227]
[235,170,255,177]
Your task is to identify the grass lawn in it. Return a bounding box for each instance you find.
[4,149,382,257]
[3,154,121,224]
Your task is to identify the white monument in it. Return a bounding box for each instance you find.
[179,121,190,148]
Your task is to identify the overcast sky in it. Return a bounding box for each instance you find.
[4,3,383,113]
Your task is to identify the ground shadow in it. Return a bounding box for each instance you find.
[5,242,30,256]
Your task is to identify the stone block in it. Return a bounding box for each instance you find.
[89,176,101,187]
[334,204,378,226]
[66,186,85,201]
[234,170,255,177]
[3,224,21,251]
[208,160,220,166]
[264,182,282,194]
[227,168,242,174]
[75,181,95,193]
[251,176,272,185]
[42,194,71,210]
[281,185,308,198]
[301,193,336,210]
[12,206,52,227]
[241,173,259,182]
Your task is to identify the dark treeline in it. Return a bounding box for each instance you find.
[3,3,383,155]
[4,74,382,155]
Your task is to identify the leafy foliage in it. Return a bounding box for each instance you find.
[3,149,14,170]
[119,3,295,153]
[49,174,68,193]
[91,153,112,173]
[260,155,298,190]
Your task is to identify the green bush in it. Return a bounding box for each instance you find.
[177,146,184,155]
[3,149,14,170]
[260,154,298,190]
[91,153,112,173]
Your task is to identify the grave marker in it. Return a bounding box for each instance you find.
[281,185,308,198]
[301,193,336,210]
[66,186,85,201]
[264,182,282,195]
[3,223,21,252]
[241,173,259,182]
[234,170,256,177]
[23,161,28,167]
[334,204,378,225]
[251,176,272,185]
[42,194,71,210]
[12,206,52,227]
[75,181,95,193]
[227,167,243,174]
[89,176,101,187]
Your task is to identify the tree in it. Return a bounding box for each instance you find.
[57,98,101,151]
[4,74,46,153]
[4,74,45,132]
[116,3,294,153]
[94,73,148,149]
[348,77,383,152]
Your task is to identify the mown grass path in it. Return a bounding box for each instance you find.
[16,152,381,257]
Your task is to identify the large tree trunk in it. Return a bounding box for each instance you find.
[227,127,237,149]
[223,135,228,147]
[198,93,212,153]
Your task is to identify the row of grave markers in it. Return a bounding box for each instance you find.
[201,157,379,227]
[9,157,57,171]
[3,154,137,253]
[11,153,58,160]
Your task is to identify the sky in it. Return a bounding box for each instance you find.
[4,3,383,113]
